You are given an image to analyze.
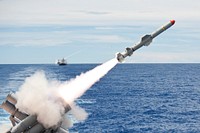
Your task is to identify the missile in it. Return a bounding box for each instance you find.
[116,20,175,62]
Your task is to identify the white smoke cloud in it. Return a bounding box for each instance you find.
[14,58,117,129]
[70,103,88,121]
[15,71,65,128]
[61,115,74,129]
[0,123,12,132]
[61,103,89,130]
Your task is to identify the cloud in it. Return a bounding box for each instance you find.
[0,31,72,46]
[72,34,131,43]
[75,10,110,15]
[0,0,200,25]
[0,0,200,63]
[0,25,133,47]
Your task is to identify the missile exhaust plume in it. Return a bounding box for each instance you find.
[58,58,118,104]
[15,71,66,128]
[14,58,118,128]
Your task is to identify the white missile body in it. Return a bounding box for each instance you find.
[116,20,175,62]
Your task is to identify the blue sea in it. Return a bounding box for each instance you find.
[0,64,200,132]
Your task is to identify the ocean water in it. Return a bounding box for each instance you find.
[0,64,200,132]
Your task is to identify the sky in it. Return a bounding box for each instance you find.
[0,0,200,64]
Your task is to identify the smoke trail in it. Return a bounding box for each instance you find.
[58,58,118,104]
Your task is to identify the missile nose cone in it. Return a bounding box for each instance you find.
[170,20,175,25]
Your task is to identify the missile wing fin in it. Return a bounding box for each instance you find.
[141,34,151,41]
[143,40,152,46]
[141,34,152,46]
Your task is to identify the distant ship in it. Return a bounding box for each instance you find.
[56,58,67,65]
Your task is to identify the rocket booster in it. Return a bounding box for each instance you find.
[116,20,175,62]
